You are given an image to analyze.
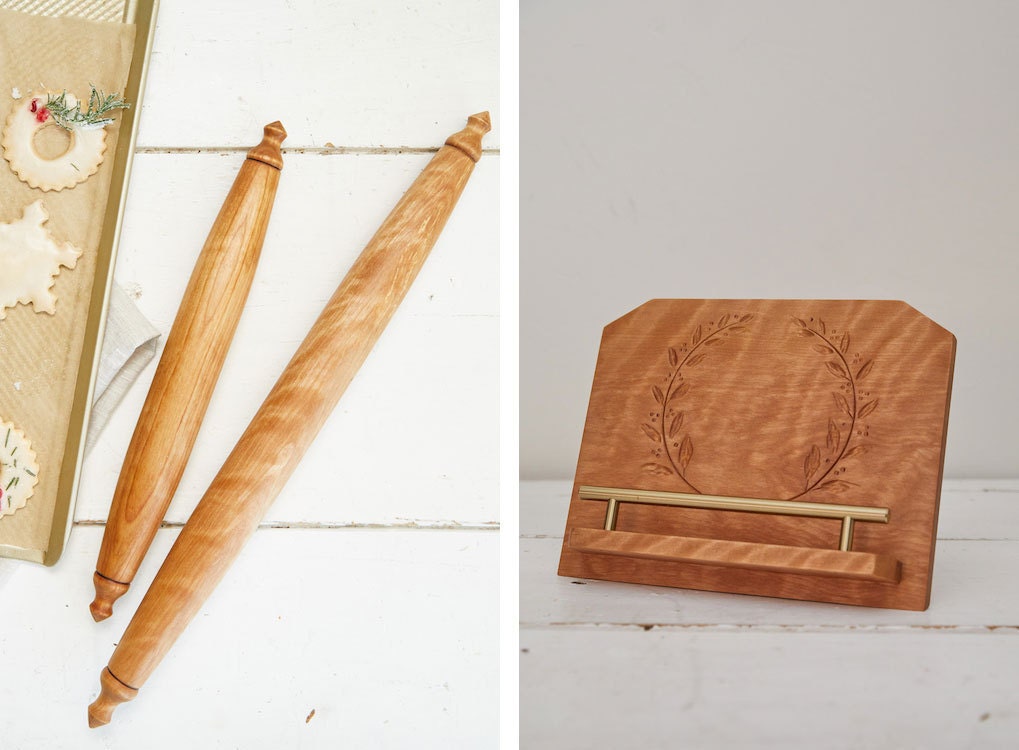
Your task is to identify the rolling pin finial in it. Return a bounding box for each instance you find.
[444,111,491,162]
[87,668,137,728]
[246,120,287,169]
[90,122,286,622]
[89,572,129,622]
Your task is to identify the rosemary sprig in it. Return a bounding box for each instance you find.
[45,85,130,131]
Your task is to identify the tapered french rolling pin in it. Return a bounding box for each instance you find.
[90,122,287,622]
[88,112,491,727]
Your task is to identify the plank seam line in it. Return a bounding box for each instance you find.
[136,146,501,156]
[521,623,1019,634]
[74,520,498,531]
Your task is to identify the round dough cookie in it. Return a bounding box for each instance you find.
[0,421,39,520]
[2,92,107,191]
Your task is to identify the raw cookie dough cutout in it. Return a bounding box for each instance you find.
[2,92,107,191]
[0,421,39,520]
[0,200,82,318]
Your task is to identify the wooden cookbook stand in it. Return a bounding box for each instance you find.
[558,300,956,610]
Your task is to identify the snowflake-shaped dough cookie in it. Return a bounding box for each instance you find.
[0,200,82,318]
[0,421,39,520]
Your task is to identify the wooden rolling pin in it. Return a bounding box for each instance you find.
[90,122,287,621]
[87,112,491,727]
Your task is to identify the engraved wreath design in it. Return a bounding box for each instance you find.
[641,313,877,499]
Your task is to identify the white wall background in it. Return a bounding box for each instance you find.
[521,0,1019,479]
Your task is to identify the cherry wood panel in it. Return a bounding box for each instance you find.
[559,299,956,610]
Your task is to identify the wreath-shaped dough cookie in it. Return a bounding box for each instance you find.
[0,421,39,520]
[2,92,107,191]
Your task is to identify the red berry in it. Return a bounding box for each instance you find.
[35,107,49,123]
[29,99,37,113]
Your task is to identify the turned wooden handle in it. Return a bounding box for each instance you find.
[90,122,287,622]
[88,112,491,727]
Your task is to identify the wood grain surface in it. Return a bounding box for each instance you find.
[88,112,492,727]
[569,527,901,583]
[559,299,956,610]
[91,122,286,621]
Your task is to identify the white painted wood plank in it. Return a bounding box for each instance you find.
[522,480,1019,541]
[77,152,499,526]
[520,628,1019,750]
[0,525,498,747]
[935,479,1019,540]
[139,0,500,149]
[520,480,570,538]
[522,537,1019,628]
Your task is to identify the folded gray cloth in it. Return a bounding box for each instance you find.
[84,282,160,454]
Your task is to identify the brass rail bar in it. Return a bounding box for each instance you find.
[578,485,890,553]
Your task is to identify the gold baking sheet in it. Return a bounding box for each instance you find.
[0,0,158,564]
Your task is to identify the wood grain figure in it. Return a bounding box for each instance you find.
[90,122,287,621]
[558,300,956,611]
[87,112,491,727]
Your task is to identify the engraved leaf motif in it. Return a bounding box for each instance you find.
[687,353,707,367]
[825,360,847,380]
[640,423,659,441]
[669,382,690,400]
[832,393,852,417]
[818,319,826,335]
[642,463,673,477]
[652,385,664,404]
[796,329,814,338]
[856,360,874,381]
[840,332,850,354]
[668,412,685,438]
[804,445,821,479]
[826,419,840,452]
[816,479,856,494]
[739,313,754,323]
[812,344,831,355]
[668,347,678,367]
[843,445,867,459]
[704,337,725,347]
[728,326,748,334]
[793,317,808,329]
[718,313,731,328]
[679,436,694,470]
[692,325,703,346]
[858,400,878,419]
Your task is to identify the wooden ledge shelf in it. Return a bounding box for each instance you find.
[572,484,902,584]
[569,528,902,583]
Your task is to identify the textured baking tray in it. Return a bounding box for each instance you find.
[0,0,158,564]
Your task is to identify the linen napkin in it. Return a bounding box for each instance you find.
[85,282,159,453]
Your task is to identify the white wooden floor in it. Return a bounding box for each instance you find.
[0,2,499,748]
[521,480,1019,749]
